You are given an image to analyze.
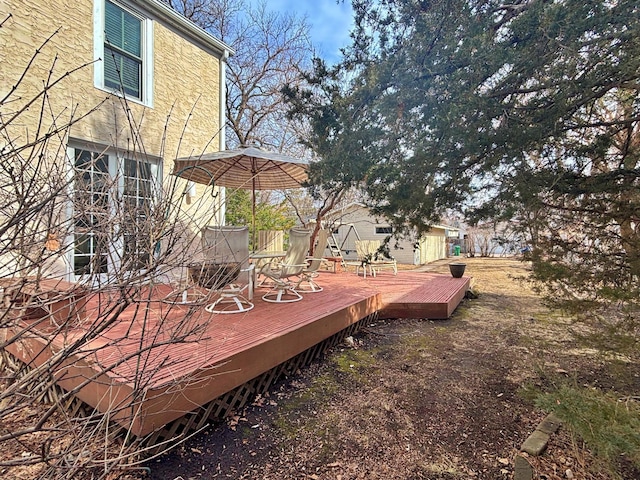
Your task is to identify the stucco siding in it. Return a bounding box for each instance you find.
[1,0,226,280]
[1,0,221,163]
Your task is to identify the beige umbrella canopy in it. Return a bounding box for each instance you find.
[173,146,309,244]
[173,146,309,190]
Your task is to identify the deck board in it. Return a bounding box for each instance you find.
[2,269,469,437]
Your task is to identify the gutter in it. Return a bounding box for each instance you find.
[137,0,235,59]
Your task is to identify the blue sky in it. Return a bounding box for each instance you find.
[249,0,354,64]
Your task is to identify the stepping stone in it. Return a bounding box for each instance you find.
[514,455,534,480]
[537,412,562,435]
[521,429,550,456]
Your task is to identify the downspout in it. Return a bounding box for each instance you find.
[218,50,229,226]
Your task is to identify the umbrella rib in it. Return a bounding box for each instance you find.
[250,160,307,189]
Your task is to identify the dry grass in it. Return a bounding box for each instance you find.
[152,257,638,479]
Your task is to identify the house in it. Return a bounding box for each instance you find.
[327,203,459,265]
[0,0,232,283]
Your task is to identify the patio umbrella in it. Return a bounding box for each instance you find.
[172,146,309,246]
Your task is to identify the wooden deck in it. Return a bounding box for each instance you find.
[371,271,471,319]
[1,270,469,439]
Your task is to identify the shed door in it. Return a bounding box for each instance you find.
[420,234,446,264]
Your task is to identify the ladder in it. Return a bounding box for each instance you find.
[328,223,362,262]
[327,234,342,258]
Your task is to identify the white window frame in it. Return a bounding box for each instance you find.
[66,144,162,284]
[94,0,154,107]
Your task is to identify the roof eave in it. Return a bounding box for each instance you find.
[137,0,234,58]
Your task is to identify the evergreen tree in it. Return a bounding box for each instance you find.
[293,0,640,316]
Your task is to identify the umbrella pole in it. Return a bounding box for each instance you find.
[252,176,256,251]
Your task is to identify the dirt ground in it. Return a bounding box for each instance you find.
[148,257,639,480]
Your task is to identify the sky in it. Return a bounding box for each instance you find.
[248,0,354,64]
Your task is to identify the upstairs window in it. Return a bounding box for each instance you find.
[104,0,142,99]
[95,0,153,105]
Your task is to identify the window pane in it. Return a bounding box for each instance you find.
[73,233,108,275]
[75,149,92,168]
[105,0,141,57]
[124,177,136,195]
[74,256,91,276]
[95,155,109,173]
[75,234,91,255]
[124,158,136,177]
[104,47,141,98]
[75,149,109,171]
[123,12,141,57]
[139,179,151,197]
[105,1,122,48]
[120,53,141,95]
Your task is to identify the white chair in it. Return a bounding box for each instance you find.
[370,241,397,275]
[260,227,311,303]
[297,229,329,293]
[354,240,397,277]
[353,240,377,278]
[198,226,254,314]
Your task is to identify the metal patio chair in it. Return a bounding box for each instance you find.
[260,227,311,303]
[195,226,254,314]
[296,229,330,293]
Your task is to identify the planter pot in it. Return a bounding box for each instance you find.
[449,263,466,278]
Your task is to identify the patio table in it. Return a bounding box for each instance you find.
[250,252,287,286]
[322,256,343,273]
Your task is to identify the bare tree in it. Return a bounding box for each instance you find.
[166,1,357,250]
[226,4,312,151]
[165,0,314,152]
[163,0,342,244]
[0,18,232,479]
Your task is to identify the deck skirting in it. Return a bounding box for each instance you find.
[1,315,373,455]
[142,316,370,451]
